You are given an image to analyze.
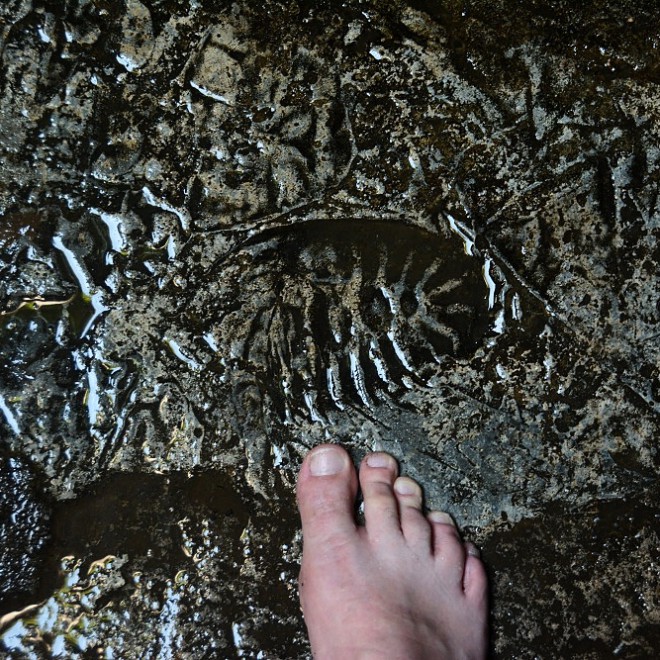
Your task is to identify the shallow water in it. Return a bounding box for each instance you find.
[1,1,659,657]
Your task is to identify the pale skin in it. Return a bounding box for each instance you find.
[296,444,489,660]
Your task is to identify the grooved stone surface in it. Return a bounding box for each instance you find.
[1,1,659,657]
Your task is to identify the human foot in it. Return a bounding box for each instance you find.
[296,444,488,659]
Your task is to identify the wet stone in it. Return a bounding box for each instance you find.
[475,486,660,657]
[0,450,51,613]
[1,0,659,657]
[192,218,495,421]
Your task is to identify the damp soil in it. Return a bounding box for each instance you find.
[1,0,660,657]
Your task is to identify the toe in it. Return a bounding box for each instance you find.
[393,477,431,548]
[359,452,400,540]
[297,444,358,551]
[428,510,466,587]
[463,543,489,604]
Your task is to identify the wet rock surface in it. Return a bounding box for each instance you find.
[1,0,659,657]
[0,450,51,614]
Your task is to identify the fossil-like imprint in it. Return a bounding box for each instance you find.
[194,218,494,423]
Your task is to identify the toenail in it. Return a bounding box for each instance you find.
[309,446,347,476]
[394,477,420,496]
[428,511,456,526]
[465,542,481,558]
[366,453,395,469]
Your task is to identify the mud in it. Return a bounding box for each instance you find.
[1,0,659,657]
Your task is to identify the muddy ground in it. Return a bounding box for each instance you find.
[1,1,659,657]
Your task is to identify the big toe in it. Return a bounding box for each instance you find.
[297,444,358,551]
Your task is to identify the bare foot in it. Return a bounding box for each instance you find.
[296,444,489,659]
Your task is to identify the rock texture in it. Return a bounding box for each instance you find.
[1,0,659,657]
